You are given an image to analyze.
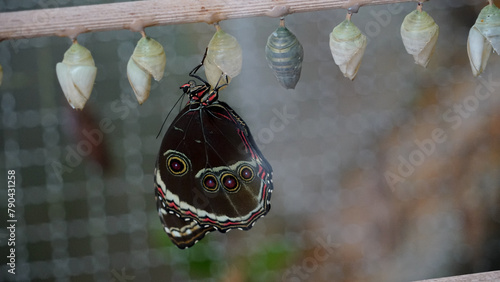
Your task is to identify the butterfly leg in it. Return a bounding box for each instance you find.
[214,73,229,90]
[201,73,230,104]
[188,48,211,88]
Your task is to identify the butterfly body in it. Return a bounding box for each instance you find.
[154,63,273,249]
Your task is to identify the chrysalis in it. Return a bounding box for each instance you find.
[204,23,242,89]
[265,17,304,89]
[56,41,97,110]
[467,1,500,76]
[0,63,3,86]
[127,32,166,104]
[400,3,439,67]
[329,13,367,80]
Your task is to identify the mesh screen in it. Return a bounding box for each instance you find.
[1,0,500,281]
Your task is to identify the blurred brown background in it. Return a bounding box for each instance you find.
[0,0,499,281]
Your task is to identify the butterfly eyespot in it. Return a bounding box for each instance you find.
[221,173,239,192]
[239,165,255,182]
[202,174,219,192]
[166,154,189,176]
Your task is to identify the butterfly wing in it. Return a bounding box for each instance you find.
[155,101,273,248]
[155,185,216,249]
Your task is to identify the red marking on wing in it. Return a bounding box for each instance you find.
[258,165,264,175]
[212,107,259,160]
[197,210,265,227]
[238,129,258,159]
[213,111,232,121]
[167,200,180,210]
[156,186,166,199]
[259,169,269,201]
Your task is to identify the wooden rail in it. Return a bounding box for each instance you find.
[415,270,500,282]
[0,0,424,41]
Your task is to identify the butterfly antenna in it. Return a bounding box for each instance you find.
[178,93,186,112]
[156,93,185,139]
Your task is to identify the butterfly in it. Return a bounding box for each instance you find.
[154,55,273,249]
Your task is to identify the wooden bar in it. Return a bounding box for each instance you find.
[0,0,420,40]
[415,271,500,282]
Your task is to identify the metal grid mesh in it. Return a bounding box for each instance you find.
[1,0,500,281]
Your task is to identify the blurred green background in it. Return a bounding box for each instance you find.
[1,0,499,281]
